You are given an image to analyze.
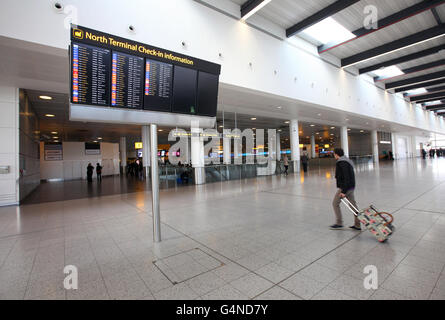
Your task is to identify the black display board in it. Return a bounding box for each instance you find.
[72,42,110,106]
[111,51,144,109]
[143,59,173,112]
[172,66,197,115]
[197,72,219,117]
[70,25,220,117]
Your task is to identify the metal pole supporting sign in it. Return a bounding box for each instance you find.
[150,123,161,242]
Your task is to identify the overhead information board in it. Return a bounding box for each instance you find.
[72,43,110,106]
[172,66,197,115]
[144,59,173,112]
[111,51,144,109]
[70,25,220,117]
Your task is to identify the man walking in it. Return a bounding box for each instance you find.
[330,148,361,231]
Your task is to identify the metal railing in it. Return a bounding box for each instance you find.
[157,155,375,188]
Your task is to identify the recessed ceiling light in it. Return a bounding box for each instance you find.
[158,129,163,132]
[284,121,290,124]
[345,118,349,121]
[93,141,98,143]
[310,124,315,127]
[54,140,59,143]
[39,95,52,100]
[278,129,282,132]
[241,0,272,20]
[251,118,257,120]
[301,17,354,45]
[97,137,102,140]
[316,132,320,135]
[53,136,59,139]
[219,125,224,128]
[347,129,351,131]
[277,106,282,109]
[51,131,58,134]
[317,113,322,116]
[45,114,55,117]
[360,130,364,133]
[331,127,335,129]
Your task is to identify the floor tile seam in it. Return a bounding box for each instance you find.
[428,252,445,299]
[84,230,112,300]
[197,280,248,300]
[377,221,439,299]
[402,208,445,216]
[0,221,87,242]
[272,232,363,289]
[149,219,289,299]
[121,191,266,215]
[110,230,156,299]
[251,283,305,300]
[260,190,331,201]
[22,240,41,300]
[0,237,18,271]
[399,180,445,211]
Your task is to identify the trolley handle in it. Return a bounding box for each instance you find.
[340,197,360,216]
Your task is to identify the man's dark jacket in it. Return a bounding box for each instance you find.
[335,156,355,193]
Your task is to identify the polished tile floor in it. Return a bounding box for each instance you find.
[1,158,445,300]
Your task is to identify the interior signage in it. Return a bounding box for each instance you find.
[70,25,221,117]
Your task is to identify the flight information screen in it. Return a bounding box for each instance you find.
[172,66,197,115]
[111,51,144,109]
[143,59,173,112]
[70,26,221,117]
[197,72,219,117]
[71,42,110,106]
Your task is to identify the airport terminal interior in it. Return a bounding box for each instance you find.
[1,0,445,301]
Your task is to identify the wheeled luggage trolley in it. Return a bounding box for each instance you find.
[341,197,395,242]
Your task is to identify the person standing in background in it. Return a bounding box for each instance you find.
[301,147,309,173]
[96,163,102,182]
[283,154,289,176]
[86,163,94,183]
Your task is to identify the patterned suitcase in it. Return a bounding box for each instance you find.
[341,197,395,242]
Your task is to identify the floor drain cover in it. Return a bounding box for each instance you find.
[153,248,225,284]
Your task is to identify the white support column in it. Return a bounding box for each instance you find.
[276,131,281,161]
[341,126,349,158]
[0,86,19,206]
[223,129,231,164]
[119,137,127,174]
[141,125,151,177]
[290,119,300,172]
[310,135,316,158]
[191,123,205,184]
[371,130,379,164]
[391,133,397,160]
[150,124,161,243]
[410,136,417,158]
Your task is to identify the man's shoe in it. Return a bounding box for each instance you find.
[329,224,344,230]
[349,226,361,231]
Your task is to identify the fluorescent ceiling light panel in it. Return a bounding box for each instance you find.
[373,66,404,78]
[241,0,272,21]
[425,100,442,105]
[343,34,445,68]
[406,88,427,95]
[301,17,354,45]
